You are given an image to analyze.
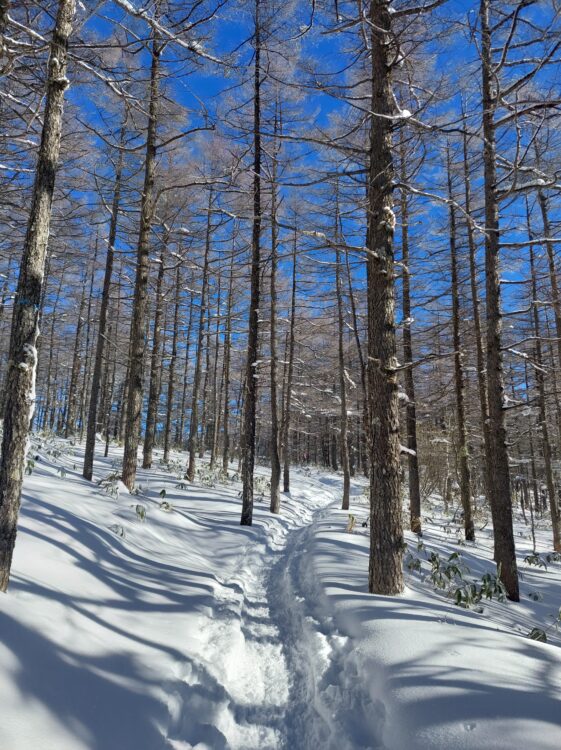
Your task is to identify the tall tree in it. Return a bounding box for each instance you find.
[240,0,263,526]
[0,0,76,591]
[367,0,404,596]
[121,23,161,491]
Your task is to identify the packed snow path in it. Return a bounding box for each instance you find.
[166,473,379,750]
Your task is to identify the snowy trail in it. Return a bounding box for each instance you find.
[165,473,340,750]
[165,472,380,750]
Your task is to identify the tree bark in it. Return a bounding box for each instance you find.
[366,0,404,596]
[282,231,297,493]
[186,189,212,481]
[399,141,421,535]
[163,264,181,463]
[0,0,75,592]
[269,109,281,513]
[480,0,519,600]
[142,240,166,469]
[447,149,475,542]
[527,207,561,551]
[462,120,492,516]
[121,28,160,490]
[222,250,235,472]
[83,129,124,479]
[240,0,262,526]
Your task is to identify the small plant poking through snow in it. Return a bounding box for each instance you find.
[135,504,147,522]
[524,552,548,570]
[528,627,547,643]
[98,471,120,498]
[405,542,509,610]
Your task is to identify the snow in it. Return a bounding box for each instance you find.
[1,436,561,749]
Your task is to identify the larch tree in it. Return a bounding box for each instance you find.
[0,0,76,591]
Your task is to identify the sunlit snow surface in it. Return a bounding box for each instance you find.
[1,435,560,749]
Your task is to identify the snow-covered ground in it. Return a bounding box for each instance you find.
[1,435,560,749]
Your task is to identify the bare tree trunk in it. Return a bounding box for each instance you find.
[78,245,98,441]
[0,0,75,592]
[335,199,350,511]
[163,264,181,463]
[186,190,212,481]
[462,120,492,517]
[282,231,297,493]
[269,110,281,513]
[142,241,166,468]
[367,0,404,596]
[198,303,211,459]
[399,141,421,534]
[222,251,234,472]
[209,271,222,469]
[65,273,87,437]
[447,150,475,542]
[240,0,262,526]
[528,208,561,551]
[42,270,65,430]
[177,293,194,447]
[83,129,124,479]
[121,28,160,490]
[480,0,519,600]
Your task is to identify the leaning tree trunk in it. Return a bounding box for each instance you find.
[480,0,519,600]
[83,129,124,479]
[240,0,262,526]
[399,140,422,535]
[367,0,404,596]
[447,151,475,542]
[121,29,160,490]
[0,0,75,592]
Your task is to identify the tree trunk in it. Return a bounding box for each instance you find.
[186,190,212,480]
[0,0,75,592]
[282,231,297,493]
[142,241,166,469]
[177,293,194,447]
[480,0,519,600]
[269,110,281,514]
[65,273,87,437]
[399,141,422,535]
[83,129,124,479]
[335,210,350,511]
[240,0,262,526]
[447,150,475,542]
[366,0,404,596]
[222,251,234,473]
[528,208,561,551]
[121,29,160,490]
[462,120,492,518]
[163,264,181,464]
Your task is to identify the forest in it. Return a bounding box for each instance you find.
[1,1,561,749]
